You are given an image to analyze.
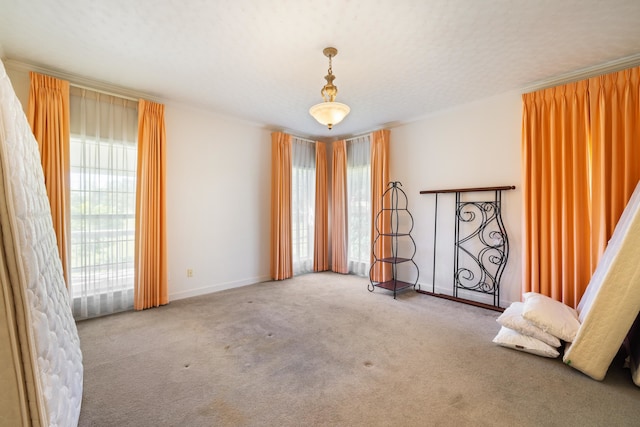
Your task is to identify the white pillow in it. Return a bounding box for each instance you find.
[492,326,560,358]
[496,302,561,348]
[522,292,580,342]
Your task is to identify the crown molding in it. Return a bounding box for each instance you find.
[3,58,162,102]
[389,54,640,129]
[3,58,275,129]
[522,53,640,93]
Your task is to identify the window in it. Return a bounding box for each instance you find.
[291,138,316,275]
[69,88,138,318]
[346,135,371,276]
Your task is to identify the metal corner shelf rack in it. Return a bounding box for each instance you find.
[368,181,419,298]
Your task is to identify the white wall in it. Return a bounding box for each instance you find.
[5,65,29,111]
[389,91,523,306]
[164,104,272,299]
[5,59,524,305]
[5,63,273,301]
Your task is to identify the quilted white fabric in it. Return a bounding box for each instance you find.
[0,59,83,425]
[563,181,640,381]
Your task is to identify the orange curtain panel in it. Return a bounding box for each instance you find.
[370,129,392,282]
[522,82,592,307]
[522,65,640,308]
[134,99,168,310]
[331,140,349,274]
[314,141,329,272]
[270,132,293,280]
[27,72,71,287]
[590,67,640,265]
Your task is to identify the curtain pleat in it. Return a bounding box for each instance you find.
[314,141,329,271]
[522,83,591,307]
[331,140,348,274]
[522,65,640,308]
[134,99,168,310]
[27,72,71,287]
[590,67,640,264]
[370,130,391,282]
[271,132,293,280]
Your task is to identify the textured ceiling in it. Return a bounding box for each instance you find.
[1,0,640,139]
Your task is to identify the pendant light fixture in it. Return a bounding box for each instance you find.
[309,47,350,130]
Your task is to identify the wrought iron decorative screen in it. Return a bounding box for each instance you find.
[419,186,515,310]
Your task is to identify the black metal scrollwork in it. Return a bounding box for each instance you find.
[453,194,509,306]
[419,185,514,310]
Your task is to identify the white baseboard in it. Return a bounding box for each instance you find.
[169,275,271,301]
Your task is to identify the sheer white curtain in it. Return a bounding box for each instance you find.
[69,87,138,319]
[291,137,316,275]
[346,135,371,276]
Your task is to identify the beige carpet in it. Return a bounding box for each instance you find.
[77,272,640,426]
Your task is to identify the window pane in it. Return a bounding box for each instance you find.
[347,136,372,276]
[70,136,136,302]
[291,138,316,275]
[69,89,138,319]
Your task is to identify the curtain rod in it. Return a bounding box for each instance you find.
[4,59,148,103]
[70,82,138,102]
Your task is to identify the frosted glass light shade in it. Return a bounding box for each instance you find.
[309,101,350,129]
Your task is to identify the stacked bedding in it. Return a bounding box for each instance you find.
[0,59,83,425]
[493,293,580,359]
[495,180,640,385]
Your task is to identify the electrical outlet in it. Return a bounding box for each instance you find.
[187,269,193,278]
